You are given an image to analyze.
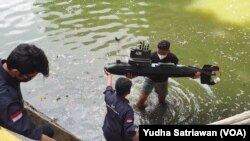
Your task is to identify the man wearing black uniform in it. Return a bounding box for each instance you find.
[103,70,139,141]
[0,44,55,141]
[135,40,179,110]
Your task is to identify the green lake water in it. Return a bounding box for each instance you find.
[1,0,249,140]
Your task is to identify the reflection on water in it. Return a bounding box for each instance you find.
[33,0,149,52]
[187,0,250,25]
[1,0,250,140]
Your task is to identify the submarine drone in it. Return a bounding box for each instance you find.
[105,41,220,85]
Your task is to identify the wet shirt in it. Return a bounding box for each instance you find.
[102,86,136,141]
[148,51,179,82]
[0,59,50,140]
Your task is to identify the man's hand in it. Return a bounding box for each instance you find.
[104,69,112,86]
[193,72,201,79]
[41,134,56,141]
[104,69,111,77]
[126,72,137,79]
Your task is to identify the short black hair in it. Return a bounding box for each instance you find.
[115,77,132,96]
[7,43,49,77]
[158,40,170,50]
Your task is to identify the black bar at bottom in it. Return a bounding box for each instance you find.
[139,125,250,141]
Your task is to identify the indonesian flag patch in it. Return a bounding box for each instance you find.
[10,111,23,122]
[126,117,133,123]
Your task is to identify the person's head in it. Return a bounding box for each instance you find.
[157,40,170,55]
[115,77,132,97]
[6,43,49,82]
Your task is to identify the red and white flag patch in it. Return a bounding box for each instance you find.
[126,117,133,123]
[10,111,23,122]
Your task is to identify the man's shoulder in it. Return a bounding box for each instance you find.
[150,51,158,56]
[150,51,158,59]
[120,102,133,113]
[126,104,133,112]
[168,52,178,57]
[104,86,114,94]
[0,86,17,105]
[0,90,13,101]
[0,93,15,109]
[167,52,179,61]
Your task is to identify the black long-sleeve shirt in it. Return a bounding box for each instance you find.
[148,51,179,82]
[102,86,136,141]
[0,59,53,140]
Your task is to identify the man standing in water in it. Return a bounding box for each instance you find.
[135,40,200,110]
[0,44,56,141]
[103,70,139,141]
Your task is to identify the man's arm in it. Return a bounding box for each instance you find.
[171,54,200,79]
[172,54,179,65]
[103,69,115,100]
[123,109,139,141]
[104,69,112,86]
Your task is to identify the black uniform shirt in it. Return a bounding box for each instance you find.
[0,59,51,140]
[148,51,179,82]
[102,86,136,141]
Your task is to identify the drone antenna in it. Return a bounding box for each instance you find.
[115,37,121,60]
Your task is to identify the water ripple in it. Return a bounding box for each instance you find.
[99,15,119,20]
[0,0,23,9]
[31,0,150,54]
[5,29,28,36]
[60,18,88,25]
[89,8,112,14]
[14,13,35,28]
